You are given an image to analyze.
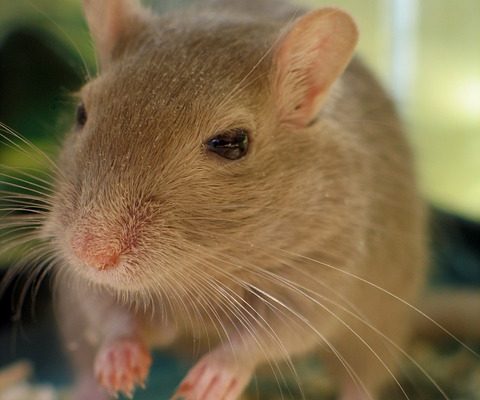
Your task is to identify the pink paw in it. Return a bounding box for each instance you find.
[171,350,253,400]
[94,337,152,398]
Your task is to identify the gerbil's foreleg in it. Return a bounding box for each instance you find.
[170,287,324,400]
[86,298,152,398]
[94,335,152,397]
[57,284,152,399]
[171,342,255,400]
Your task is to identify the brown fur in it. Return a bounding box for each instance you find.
[40,0,427,398]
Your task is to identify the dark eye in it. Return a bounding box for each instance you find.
[75,103,87,129]
[205,128,249,160]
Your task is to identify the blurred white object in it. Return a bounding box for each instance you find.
[0,361,57,400]
[0,383,57,400]
[384,0,418,109]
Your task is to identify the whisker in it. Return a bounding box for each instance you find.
[0,224,42,243]
[249,284,372,400]
[311,286,449,399]
[177,241,369,399]
[0,242,53,302]
[0,207,48,216]
[26,0,93,81]
[279,248,480,358]
[0,164,55,189]
[18,253,58,322]
[171,226,465,397]
[0,178,54,200]
[183,227,479,359]
[207,250,406,399]
[0,197,47,206]
[216,9,303,111]
[0,233,44,258]
[0,218,45,229]
[0,122,63,179]
[252,270,411,400]
[179,255,298,398]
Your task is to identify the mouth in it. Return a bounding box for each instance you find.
[62,233,136,288]
[72,256,145,292]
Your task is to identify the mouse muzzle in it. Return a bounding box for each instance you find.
[67,205,145,272]
[70,231,122,271]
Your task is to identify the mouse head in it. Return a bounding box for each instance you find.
[45,0,358,303]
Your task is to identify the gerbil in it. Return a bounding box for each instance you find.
[25,0,430,398]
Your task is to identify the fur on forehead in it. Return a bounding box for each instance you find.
[83,0,151,68]
[80,14,280,135]
[83,1,358,136]
[83,0,278,78]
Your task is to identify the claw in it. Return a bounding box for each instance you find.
[95,337,152,397]
[171,349,253,400]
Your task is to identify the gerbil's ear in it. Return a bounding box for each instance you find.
[83,0,149,68]
[273,8,358,128]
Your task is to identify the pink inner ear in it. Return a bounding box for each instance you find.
[276,47,330,127]
[83,0,147,69]
[274,8,358,128]
[295,82,325,121]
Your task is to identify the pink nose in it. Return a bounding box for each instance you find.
[71,233,120,270]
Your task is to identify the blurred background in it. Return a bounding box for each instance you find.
[0,0,479,399]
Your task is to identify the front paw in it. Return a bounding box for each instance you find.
[171,349,254,400]
[94,337,152,398]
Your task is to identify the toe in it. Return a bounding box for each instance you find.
[171,349,253,400]
[94,338,152,396]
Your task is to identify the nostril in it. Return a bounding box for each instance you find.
[70,233,121,270]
